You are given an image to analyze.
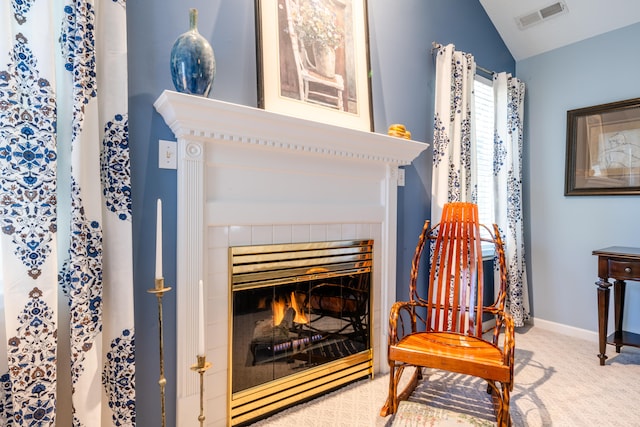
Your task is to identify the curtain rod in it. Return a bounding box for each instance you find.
[431,42,495,77]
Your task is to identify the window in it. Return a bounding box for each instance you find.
[474,75,495,256]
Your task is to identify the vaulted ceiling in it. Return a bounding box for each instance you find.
[479,0,640,61]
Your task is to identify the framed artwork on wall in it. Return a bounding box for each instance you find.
[255,0,373,131]
[565,97,640,195]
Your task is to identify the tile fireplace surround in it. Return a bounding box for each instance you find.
[153,90,427,426]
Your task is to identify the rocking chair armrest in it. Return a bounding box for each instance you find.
[483,306,515,384]
[483,306,511,333]
[483,306,506,335]
[387,300,428,345]
[482,305,502,316]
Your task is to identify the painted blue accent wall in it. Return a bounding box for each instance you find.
[127,1,513,424]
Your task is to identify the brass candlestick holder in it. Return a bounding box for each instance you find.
[148,277,172,427]
[190,355,212,427]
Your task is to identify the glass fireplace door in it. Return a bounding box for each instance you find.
[231,273,370,393]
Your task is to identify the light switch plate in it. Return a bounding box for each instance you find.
[398,168,405,186]
[159,139,177,170]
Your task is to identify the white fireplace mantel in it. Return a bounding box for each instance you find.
[153,90,428,426]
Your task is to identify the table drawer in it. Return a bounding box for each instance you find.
[608,260,640,281]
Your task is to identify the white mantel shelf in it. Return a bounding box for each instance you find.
[153,90,428,426]
[154,90,427,166]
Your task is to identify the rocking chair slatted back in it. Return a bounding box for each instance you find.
[427,202,483,337]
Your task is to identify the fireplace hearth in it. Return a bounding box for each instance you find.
[230,240,373,425]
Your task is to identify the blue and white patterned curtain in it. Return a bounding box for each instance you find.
[431,44,477,222]
[0,1,135,425]
[431,46,530,326]
[493,72,530,327]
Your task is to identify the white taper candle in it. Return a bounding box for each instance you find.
[198,279,205,357]
[155,199,163,281]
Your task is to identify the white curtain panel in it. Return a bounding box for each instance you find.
[493,73,530,327]
[431,46,530,328]
[431,44,477,223]
[0,1,135,425]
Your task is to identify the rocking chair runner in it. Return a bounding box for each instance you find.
[380,202,515,426]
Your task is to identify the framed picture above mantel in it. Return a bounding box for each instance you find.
[565,97,640,196]
[255,0,373,131]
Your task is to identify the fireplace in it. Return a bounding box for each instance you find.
[229,240,373,425]
[153,90,427,426]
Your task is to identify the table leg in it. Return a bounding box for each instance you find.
[613,279,626,353]
[597,278,611,365]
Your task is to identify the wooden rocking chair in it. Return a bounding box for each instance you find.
[380,202,514,426]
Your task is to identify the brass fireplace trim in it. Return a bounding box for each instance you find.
[229,350,373,426]
[231,239,374,290]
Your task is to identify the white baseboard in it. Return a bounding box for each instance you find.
[529,317,598,343]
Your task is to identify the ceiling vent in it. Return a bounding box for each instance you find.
[516,1,568,30]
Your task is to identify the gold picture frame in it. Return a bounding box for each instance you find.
[565,97,640,196]
[255,0,373,131]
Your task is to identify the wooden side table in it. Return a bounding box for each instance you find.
[593,246,640,365]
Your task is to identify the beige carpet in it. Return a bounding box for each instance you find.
[250,325,640,426]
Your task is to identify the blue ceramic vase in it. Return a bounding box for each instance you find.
[170,8,216,97]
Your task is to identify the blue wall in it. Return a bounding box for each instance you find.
[127,1,513,424]
[517,22,640,333]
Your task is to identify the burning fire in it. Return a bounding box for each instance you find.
[272,292,308,326]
